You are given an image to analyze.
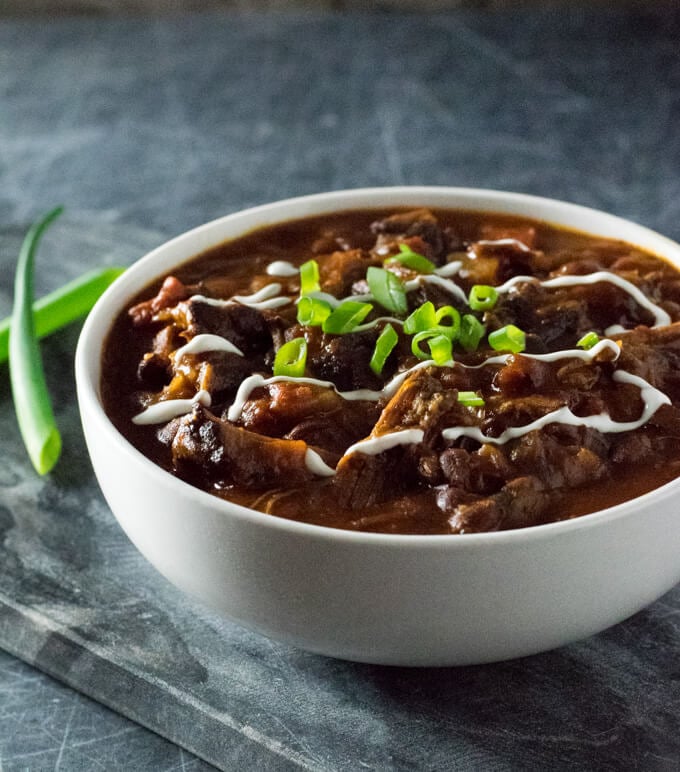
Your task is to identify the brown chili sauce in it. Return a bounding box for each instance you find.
[101,208,680,534]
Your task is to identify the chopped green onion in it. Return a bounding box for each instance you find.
[428,334,453,365]
[488,324,526,353]
[322,300,373,334]
[411,331,453,364]
[297,296,333,327]
[0,266,126,365]
[369,323,399,375]
[299,259,320,295]
[459,314,486,352]
[577,331,600,350]
[273,337,307,377]
[9,207,64,475]
[468,284,499,311]
[403,301,437,334]
[434,305,461,339]
[458,391,485,407]
[366,266,408,315]
[386,244,436,274]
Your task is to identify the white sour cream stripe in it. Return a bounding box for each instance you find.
[495,271,671,328]
[226,360,440,423]
[132,390,212,425]
[304,449,336,477]
[174,334,244,359]
[342,429,425,458]
[190,283,291,310]
[434,260,463,277]
[473,238,532,253]
[461,339,621,370]
[353,316,405,333]
[266,261,299,277]
[441,369,670,446]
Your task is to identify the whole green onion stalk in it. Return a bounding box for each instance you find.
[8,207,125,475]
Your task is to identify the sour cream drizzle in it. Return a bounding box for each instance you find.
[496,271,671,328]
[441,370,670,446]
[266,261,299,277]
[226,360,439,423]
[434,260,464,277]
[342,429,425,458]
[473,238,533,253]
[190,283,291,310]
[132,389,212,425]
[174,333,244,359]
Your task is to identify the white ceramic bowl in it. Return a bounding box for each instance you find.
[75,187,680,666]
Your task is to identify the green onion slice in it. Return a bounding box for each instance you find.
[403,301,437,334]
[273,337,307,377]
[9,207,64,475]
[468,284,499,311]
[434,305,461,339]
[297,296,333,327]
[577,331,600,350]
[369,323,399,375]
[322,300,373,334]
[0,266,125,364]
[366,266,408,315]
[386,243,436,274]
[457,391,485,407]
[299,259,320,295]
[411,331,453,364]
[459,314,486,352]
[488,324,526,353]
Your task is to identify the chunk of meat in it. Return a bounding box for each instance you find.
[373,368,467,444]
[510,430,608,489]
[371,209,448,264]
[239,381,378,449]
[197,351,261,404]
[444,476,550,533]
[618,322,680,397]
[162,299,272,355]
[308,330,384,391]
[331,446,414,510]
[319,249,381,297]
[129,276,191,325]
[171,406,316,489]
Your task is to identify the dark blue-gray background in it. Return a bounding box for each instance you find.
[1,7,679,770]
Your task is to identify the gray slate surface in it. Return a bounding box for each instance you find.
[1,7,680,770]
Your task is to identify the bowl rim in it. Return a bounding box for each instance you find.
[75,185,680,547]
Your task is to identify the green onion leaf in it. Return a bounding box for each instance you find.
[299,259,320,295]
[403,301,437,334]
[273,337,307,377]
[366,266,408,315]
[386,243,436,274]
[434,305,461,339]
[369,323,399,375]
[457,391,485,407]
[0,266,125,365]
[459,314,486,352]
[411,331,453,364]
[577,331,600,350]
[488,324,526,353]
[297,296,333,327]
[468,284,499,311]
[322,300,373,334]
[9,207,64,475]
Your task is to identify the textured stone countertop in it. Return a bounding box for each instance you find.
[1,7,680,770]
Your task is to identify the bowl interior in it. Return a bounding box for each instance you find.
[76,186,680,544]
